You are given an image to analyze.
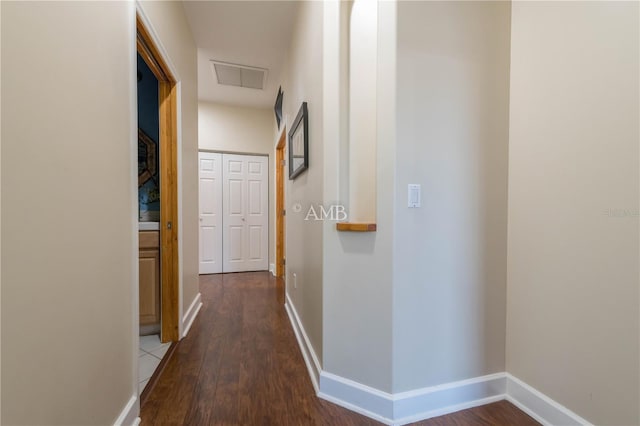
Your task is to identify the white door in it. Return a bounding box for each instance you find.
[198,152,223,274]
[223,154,269,272]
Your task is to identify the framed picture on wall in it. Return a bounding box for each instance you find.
[274,86,283,130]
[138,128,157,188]
[289,102,308,180]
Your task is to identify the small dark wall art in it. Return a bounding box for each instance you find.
[138,128,157,188]
[289,102,308,180]
[274,86,283,130]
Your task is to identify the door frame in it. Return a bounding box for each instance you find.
[136,13,180,342]
[275,128,286,278]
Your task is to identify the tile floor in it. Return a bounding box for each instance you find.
[139,334,171,392]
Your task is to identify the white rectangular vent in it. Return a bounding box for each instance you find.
[211,61,267,90]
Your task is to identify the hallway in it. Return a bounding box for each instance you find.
[140,272,375,425]
[140,272,538,425]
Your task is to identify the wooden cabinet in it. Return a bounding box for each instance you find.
[139,231,160,327]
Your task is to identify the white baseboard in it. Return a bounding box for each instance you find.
[282,301,591,425]
[284,292,321,392]
[283,293,506,425]
[318,372,394,423]
[113,395,140,426]
[506,374,593,426]
[319,371,506,426]
[393,373,507,425]
[269,263,275,275]
[317,371,593,426]
[182,292,202,338]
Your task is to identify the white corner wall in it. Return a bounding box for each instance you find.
[394,0,511,391]
[321,0,396,394]
[1,2,136,424]
[285,1,639,425]
[506,2,639,425]
[198,102,276,268]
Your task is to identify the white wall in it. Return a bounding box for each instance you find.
[506,2,639,425]
[198,102,275,267]
[394,1,511,391]
[1,2,136,423]
[138,1,200,319]
[281,0,326,366]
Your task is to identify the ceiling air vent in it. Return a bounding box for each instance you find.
[211,61,268,90]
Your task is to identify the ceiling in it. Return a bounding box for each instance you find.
[182,1,299,109]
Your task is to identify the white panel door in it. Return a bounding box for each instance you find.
[223,154,268,272]
[198,152,223,274]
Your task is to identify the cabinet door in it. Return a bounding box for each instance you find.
[139,248,160,325]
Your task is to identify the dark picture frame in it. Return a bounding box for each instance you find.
[138,128,158,188]
[289,102,308,180]
[274,86,283,130]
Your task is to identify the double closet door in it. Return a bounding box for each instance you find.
[199,152,269,274]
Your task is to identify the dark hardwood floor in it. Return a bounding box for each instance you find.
[141,272,539,426]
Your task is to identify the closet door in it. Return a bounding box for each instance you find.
[198,152,223,274]
[223,154,268,272]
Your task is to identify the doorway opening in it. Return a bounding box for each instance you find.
[136,13,179,344]
[198,152,269,274]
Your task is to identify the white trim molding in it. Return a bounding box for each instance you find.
[392,373,506,425]
[506,374,593,426]
[284,294,507,425]
[182,292,203,338]
[113,395,140,426]
[284,292,321,392]
[284,294,594,425]
[318,373,394,423]
[319,372,506,426]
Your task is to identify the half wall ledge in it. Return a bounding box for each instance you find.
[336,222,377,232]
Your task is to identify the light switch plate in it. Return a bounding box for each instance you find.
[408,184,421,208]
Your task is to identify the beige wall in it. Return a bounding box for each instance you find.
[138,1,200,318]
[1,1,198,424]
[1,2,136,423]
[199,102,273,154]
[281,0,325,366]
[506,2,639,425]
[321,0,395,392]
[198,102,275,267]
[393,0,511,391]
[348,0,377,223]
[1,1,4,417]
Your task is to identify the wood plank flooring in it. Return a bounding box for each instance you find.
[141,272,539,425]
